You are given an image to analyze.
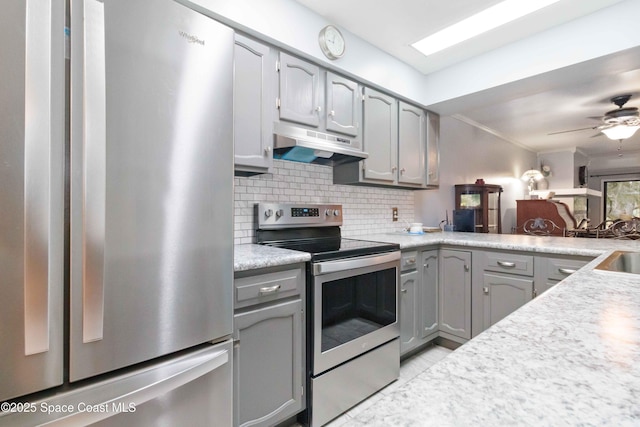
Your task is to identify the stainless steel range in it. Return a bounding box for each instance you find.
[256,203,400,427]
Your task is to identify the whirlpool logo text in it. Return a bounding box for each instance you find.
[178,30,205,46]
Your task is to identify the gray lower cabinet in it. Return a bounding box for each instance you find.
[534,255,592,295]
[233,265,305,427]
[439,249,472,342]
[420,250,439,340]
[482,273,533,329]
[400,251,419,355]
[400,268,419,355]
[234,299,303,427]
[233,34,274,175]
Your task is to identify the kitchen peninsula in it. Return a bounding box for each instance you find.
[235,233,640,426]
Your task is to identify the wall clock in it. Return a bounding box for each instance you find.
[318,25,345,60]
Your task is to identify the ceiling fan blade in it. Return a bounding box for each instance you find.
[547,126,597,135]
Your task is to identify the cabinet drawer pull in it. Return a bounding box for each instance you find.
[558,268,577,275]
[497,261,516,268]
[405,258,416,265]
[259,284,281,294]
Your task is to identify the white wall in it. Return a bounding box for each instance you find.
[415,117,537,232]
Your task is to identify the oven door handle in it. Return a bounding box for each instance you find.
[313,251,401,275]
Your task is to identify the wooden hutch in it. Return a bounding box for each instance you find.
[454,183,503,233]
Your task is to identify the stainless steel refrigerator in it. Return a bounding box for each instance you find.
[0,0,234,424]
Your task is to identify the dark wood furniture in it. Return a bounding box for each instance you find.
[455,184,502,233]
[515,200,577,236]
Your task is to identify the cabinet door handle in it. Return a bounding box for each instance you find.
[400,168,406,174]
[259,284,281,294]
[483,287,489,295]
[264,146,272,154]
[315,106,322,113]
[497,261,516,268]
[464,265,470,272]
[401,288,407,294]
[329,110,335,117]
[391,166,397,172]
[558,268,577,275]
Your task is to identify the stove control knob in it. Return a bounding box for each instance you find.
[333,209,341,217]
[325,209,332,217]
[265,209,273,218]
[275,209,284,218]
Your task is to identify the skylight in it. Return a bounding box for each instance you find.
[411,0,561,57]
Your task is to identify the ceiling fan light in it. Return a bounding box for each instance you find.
[601,125,640,140]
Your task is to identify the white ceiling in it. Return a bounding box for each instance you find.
[295,0,640,158]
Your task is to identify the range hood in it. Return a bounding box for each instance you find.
[273,122,368,166]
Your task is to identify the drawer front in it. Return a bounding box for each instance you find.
[235,266,304,308]
[401,251,418,272]
[546,258,589,281]
[484,252,534,276]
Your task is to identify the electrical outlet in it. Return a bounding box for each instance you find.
[392,207,398,221]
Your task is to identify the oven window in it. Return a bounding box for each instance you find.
[321,267,396,352]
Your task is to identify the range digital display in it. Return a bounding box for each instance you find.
[291,207,319,217]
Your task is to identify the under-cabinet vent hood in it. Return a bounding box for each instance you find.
[273,122,368,166]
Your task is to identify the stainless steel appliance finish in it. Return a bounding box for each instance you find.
[255,203,400,427]
[69,0,233,381]
[310,339,399,427]
[312,251,400,376]
[1,0,234,422]
[273,122,368,166]
[0,0,65,401]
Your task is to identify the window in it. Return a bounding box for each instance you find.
[603,180,640,221]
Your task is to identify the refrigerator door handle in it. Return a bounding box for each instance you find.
[23,0,55,356]
[81,0,107,343]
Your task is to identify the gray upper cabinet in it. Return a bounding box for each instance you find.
[421,250,439,340]
[439,249,472,342]
[362,88,398,183]
[325,72,361,137]
[426,112,440,187]
[234,34,275,174]
[398,102,426,186]
[278,52,321,127]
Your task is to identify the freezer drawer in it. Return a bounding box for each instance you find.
[0,341,233,427]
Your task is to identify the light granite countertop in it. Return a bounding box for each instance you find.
[340,234,640,426]
[236,233,640,425]
[234,243,310,272]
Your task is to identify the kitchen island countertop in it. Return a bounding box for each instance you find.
[337,232,640,426]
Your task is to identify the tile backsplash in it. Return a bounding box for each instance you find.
[234,160,415,245]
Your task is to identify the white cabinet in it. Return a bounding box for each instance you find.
[233,34,275,175]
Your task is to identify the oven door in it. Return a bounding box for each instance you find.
[312,251,400,376]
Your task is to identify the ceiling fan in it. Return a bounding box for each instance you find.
[548,94,640,140]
